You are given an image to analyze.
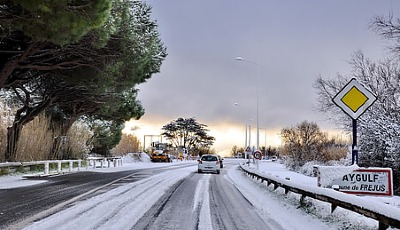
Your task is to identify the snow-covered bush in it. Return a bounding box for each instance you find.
[281,121,349,171]
[65,121,92,159]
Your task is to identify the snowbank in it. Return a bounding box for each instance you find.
[121,152,151,164]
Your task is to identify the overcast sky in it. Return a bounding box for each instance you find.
[127,0,400,153]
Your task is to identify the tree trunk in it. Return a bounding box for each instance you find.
[4,94,55,161]
[49,117,77,160]
[49,136,62,160]
[5,123,22,162]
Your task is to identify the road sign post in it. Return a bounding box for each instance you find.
[352,119,358,165]
[253,150,262,160]
[332,78,376,165]
[245,146,252,165]
[253,150,262,170]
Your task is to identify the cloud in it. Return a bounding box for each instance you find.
[135,0,399,152]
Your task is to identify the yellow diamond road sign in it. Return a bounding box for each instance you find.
[341,86,368,112]
[332,78,376,119]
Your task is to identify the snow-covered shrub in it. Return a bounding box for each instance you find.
[65,121,92,159]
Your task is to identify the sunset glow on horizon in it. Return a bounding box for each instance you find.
[123,116,283,157]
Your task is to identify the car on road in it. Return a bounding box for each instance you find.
[197,154,221,174]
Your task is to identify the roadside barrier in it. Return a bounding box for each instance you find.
[239,164,400,230]
[0,160,83,176]
[0,157,122,176]
[86,156,123,169]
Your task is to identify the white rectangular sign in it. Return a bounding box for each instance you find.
[331,168,393,196]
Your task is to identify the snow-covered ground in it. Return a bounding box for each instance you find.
[243,160,400,230]
[0,154,399,230]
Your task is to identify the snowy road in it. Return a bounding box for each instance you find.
[10,159,335,230]
[0,163,194,229]
[133,163,277,230]
[20,160,280,230]
[208,167,281,230]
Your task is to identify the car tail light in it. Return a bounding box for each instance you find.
[216,161,219,165]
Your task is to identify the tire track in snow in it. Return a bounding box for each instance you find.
[192,174,212,230]
[130,176,189,230]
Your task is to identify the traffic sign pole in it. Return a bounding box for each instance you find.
[352,119,358,165]
[253,150,262,170]
[332,78,376,166]
[245,146,252,165]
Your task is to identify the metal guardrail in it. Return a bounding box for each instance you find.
[86,157,123,169]
[0,160,83,175]
[239,164,400,230]
[0,157,123,176]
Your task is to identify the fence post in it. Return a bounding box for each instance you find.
[78,160,81,171]
[44,162,49,175]
[57,161,62,173]
[69,161,73,172]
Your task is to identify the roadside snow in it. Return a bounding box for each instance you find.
[225,164,338,230]
[0,175,46,189]
[243,160,400,230]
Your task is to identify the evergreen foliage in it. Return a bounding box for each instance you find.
[5,0,112,45]
[161,118,215,155]
[87,119,122,156]
[0,1,167,160]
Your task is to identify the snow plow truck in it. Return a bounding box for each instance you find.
[150,142,171,162]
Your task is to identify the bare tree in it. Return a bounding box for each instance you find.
[314,51,400,194]
[280,121,327,169]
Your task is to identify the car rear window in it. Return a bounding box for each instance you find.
[201,155,217,161]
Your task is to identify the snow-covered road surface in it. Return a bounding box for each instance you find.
[23,166,195,230]
[20,159,335,230]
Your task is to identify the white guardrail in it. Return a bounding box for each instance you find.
[0,157,122,176]
[239,164,400,230]
[86,157,123,169]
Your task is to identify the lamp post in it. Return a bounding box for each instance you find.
[235,56,260,150]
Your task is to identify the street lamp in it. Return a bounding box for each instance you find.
[235,56,261,150]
